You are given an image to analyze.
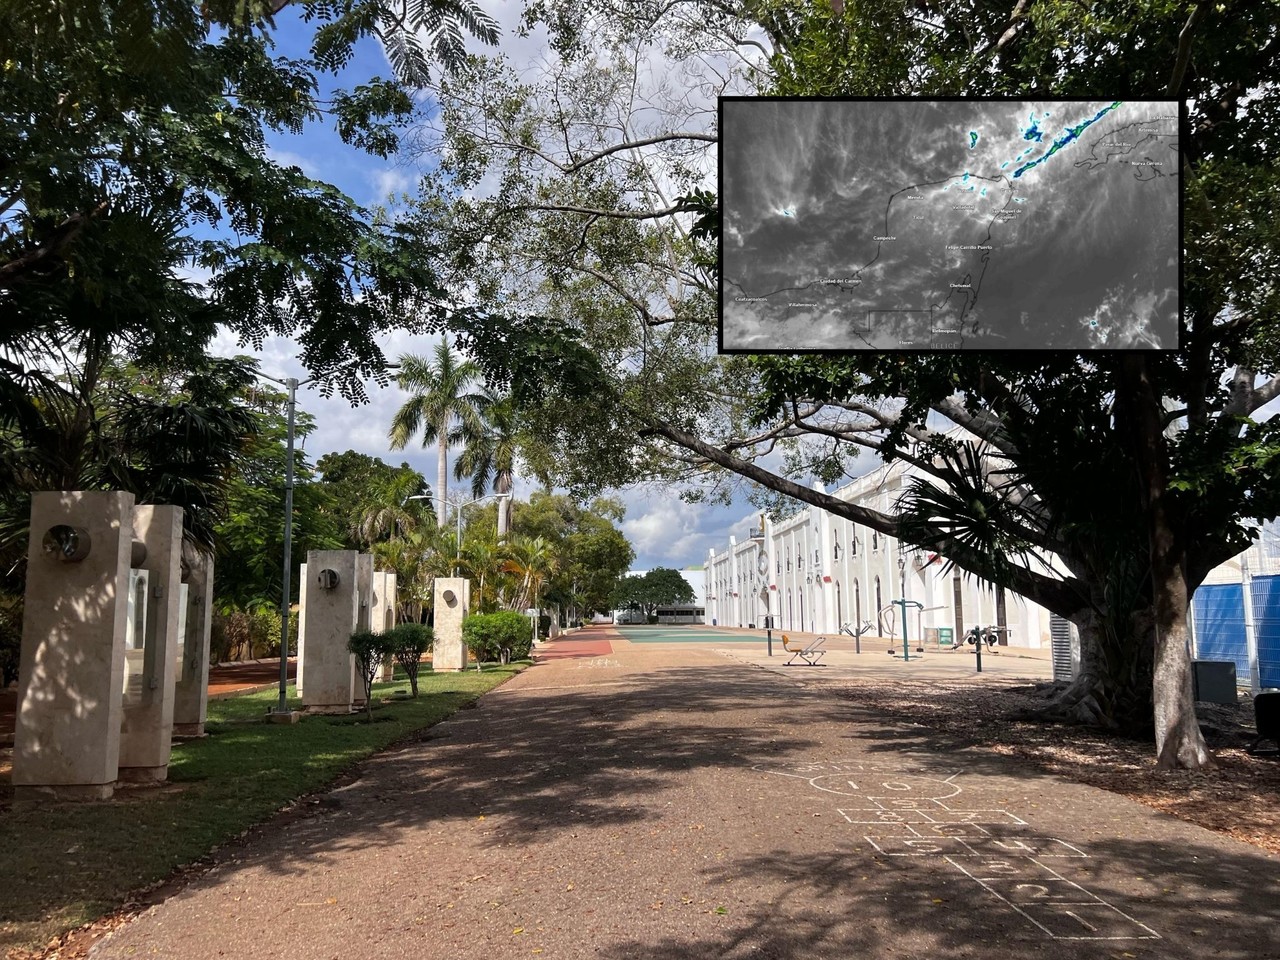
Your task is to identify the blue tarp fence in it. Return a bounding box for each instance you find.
[1192,574,1280,689]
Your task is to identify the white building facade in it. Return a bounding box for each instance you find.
[705,459,1053,649]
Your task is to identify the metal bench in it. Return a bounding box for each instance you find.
[781,633,826,666]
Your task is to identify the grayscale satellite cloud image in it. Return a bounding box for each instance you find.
[720,99,1180,351]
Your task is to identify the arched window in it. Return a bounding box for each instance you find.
[851,537,858,557]
[834,535,841,561]
[872,531,879,551]
[786,547,792,572]
[835,580,844,626]
[875,576,882,617]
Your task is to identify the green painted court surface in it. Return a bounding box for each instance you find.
[613,625,761,644]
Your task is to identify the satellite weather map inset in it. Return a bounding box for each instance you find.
[719,98,1181,352]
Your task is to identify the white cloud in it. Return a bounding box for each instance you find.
[209,327,447,484]
[621,491,754,570]
[265,146,322,178]
[367,166,413,207]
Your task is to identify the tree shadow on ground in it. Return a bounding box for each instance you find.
[592,830,1279,960]
[76,657,1280,959]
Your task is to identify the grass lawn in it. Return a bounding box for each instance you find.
[0,663,524,955]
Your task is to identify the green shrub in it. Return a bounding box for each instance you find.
[388,622,432,697]
[248,606,281,658]
[347,629,391,716]
[463,610,532,665]
[212,604,286,661]
[211,608,248,661]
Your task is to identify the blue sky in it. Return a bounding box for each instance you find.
[208,2,765,571]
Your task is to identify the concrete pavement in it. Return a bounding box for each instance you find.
[90,627,1277,959]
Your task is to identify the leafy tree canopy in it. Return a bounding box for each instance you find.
[408,0,1280,768]
[314,450,433,550]
[509,492,635,616]
[0,0,498,406]
[612,567,695,616]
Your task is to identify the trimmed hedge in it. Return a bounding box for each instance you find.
[463,610,533,664]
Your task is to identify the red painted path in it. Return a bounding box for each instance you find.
[535,626,615,661]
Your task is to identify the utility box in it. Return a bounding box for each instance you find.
[1192,660,1238,705]
[1049,614,1077,683]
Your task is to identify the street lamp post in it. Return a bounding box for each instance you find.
[256,361,392,717]
[254,372,310,717]
[408,492,510,575]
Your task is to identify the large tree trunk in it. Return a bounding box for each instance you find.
[1151,559,1211,767]
[1122,355,1213,769]
[1044,602,1155,732]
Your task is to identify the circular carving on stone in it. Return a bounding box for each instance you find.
[130,540,148,568]
[442,588,457,606]
[317,568,340,589]
[42,525,91,562]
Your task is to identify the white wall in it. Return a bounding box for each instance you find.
[706,457,1052,647]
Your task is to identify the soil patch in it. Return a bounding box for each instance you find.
[826,677,1280,855]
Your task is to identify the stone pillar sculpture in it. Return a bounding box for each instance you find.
[373,570,391,681]
[118,504,183,782]
[13,491,135,800]
[351,553,373,707]
[432,577,470,671]
[296,561,307,697]
[300,550,359,713]
[172,542,213,737]
[385,572,398,634]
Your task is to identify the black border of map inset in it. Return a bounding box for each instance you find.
[718,96,1184,354]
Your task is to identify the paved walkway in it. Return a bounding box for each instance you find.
[91,626,1276,960]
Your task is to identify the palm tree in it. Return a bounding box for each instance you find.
[501,534,559,614]
[458,536,504,611]
[350,470,432,548]
[454,387,520,537]
[388,341,487,528]
[371,532,429,625]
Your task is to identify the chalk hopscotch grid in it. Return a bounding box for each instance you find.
[756,761,1160,942]
[945,854,1161,941]
[838,801,1159,941]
